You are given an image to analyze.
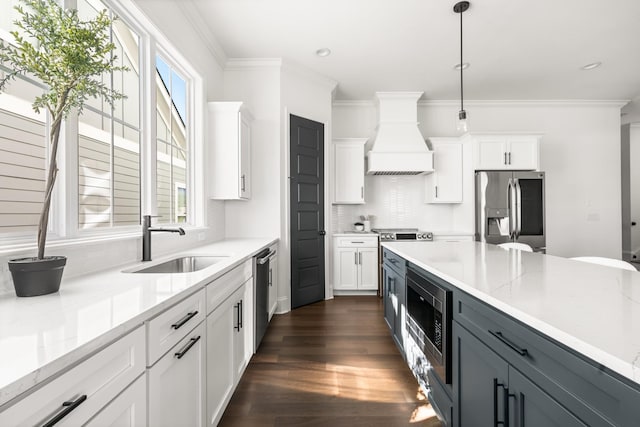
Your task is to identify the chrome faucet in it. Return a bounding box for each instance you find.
[142,215,185,261]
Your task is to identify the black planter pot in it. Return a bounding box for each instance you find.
[8,256,67,297]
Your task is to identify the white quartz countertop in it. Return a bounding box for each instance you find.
[382,241,640,387]
[0,238,277,407]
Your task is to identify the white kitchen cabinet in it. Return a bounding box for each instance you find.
[268,245,279,320]
[209,102,253,200]
[333,235,378,291]
[471,134,540,170]
[86,373,146,427]
[0,326,145,427]
[425,137,463,203]
[206,282,250,427]
[333,138,367,204]
[148,321,205,427]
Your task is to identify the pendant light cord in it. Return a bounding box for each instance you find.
[460,7,464,112]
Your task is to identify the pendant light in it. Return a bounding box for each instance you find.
[454,1,470,132]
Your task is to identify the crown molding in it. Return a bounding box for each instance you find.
[334,99,629,108]
[181,1,228,67]
[225,58,283,71]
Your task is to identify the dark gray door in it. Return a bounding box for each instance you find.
[289,114,325,309]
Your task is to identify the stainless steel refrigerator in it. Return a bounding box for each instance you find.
[475,171,546,251]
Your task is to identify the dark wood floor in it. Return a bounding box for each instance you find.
[219,296,442,426]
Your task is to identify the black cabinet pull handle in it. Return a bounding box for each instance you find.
[239,299,243,329]
[171,310,198,330]
[489,330,528,356]
[42,394,87,427]
[174,336,201,359]
[493,379,509,427]
[234,303,240,331]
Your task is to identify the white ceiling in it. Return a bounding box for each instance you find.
[187,0,640,102]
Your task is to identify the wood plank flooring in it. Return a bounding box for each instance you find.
[219,296,442,426]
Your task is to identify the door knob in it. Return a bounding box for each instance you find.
[318,230,326,236]
[632,222,637,226]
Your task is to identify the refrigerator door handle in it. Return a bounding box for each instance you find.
[507,178,515,240]
[515,178,522,239]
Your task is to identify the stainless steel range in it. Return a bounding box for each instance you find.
[372,228,433,295]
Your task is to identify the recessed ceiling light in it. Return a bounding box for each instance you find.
[454,62,470,70]
[581,62,602,70]
[315,48,331,57]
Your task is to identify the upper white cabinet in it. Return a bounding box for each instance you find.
[470,134,541,170]
[209,102,253,200]
[425,137,463,203]
[333,138,367,204]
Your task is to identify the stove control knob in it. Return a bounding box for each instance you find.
[418,233,425,239]
[426,233,433,240]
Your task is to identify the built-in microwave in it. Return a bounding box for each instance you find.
[405,267,452,385]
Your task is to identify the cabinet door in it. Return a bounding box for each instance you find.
[268,254,279,320]
[334,247,359,290]
[206,296,235,426]
[358,247,378,290]
[233,283,249,379]
[507,137,539,170]
[148,322,205,427]
[509,368,587,427]
[382,265,395,333]
[476,137,508,170]
[239,113,251,199]
[454,321,509,427]
[426,141,463,203]
[334,141,365,204]
[392,267,405,353]
[86,374,146,427]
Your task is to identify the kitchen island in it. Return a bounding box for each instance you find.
[382,240,640,426]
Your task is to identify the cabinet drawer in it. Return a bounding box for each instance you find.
[382,248,406,276]
[85,372,146,427]
[147,289,205,365]
[455,291,640,425]
[0,326,145,427]
[336,236,378,248]
[206,259,252,315]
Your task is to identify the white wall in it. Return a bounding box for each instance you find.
[333,101,624,258]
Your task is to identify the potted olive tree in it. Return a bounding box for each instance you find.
[0,0,127,296]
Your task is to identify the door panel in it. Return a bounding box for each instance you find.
[358,248,379,290]
[475,171,513,244]
[335,248,358,290]
[514,171,546,249]
[290,114,325,308]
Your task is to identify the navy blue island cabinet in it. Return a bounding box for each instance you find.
[381,247,640,427]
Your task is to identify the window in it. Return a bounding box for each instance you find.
[155,55,189,224]
[0,0,199,243]
[0,0,47,234]
[77,0,141,229]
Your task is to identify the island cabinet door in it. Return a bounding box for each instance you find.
[453,321,509,427]
[382,265,396,334]
[508,368,587,427]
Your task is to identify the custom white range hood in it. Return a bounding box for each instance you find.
[367,92,434,175]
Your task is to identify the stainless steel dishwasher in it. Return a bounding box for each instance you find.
[254,248,276,350]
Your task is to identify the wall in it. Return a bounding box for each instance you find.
[0,0,227,294]
[333,101,624,258]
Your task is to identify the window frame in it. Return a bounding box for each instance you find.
[0,0,205,249]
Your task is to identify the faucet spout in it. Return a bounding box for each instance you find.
[142,215,186,261]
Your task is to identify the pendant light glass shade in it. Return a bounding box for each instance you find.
[454,1,470,133]
[457,110,468,132]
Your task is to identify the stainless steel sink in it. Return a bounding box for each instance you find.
[130,256,228,273]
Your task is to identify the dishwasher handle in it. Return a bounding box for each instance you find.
[257,249,276,265]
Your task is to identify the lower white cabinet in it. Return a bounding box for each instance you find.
[0,326,145,427]
[86,373,147,427]
[206,282,250,426]
[333,236,378,291]
[148,321,205,427]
